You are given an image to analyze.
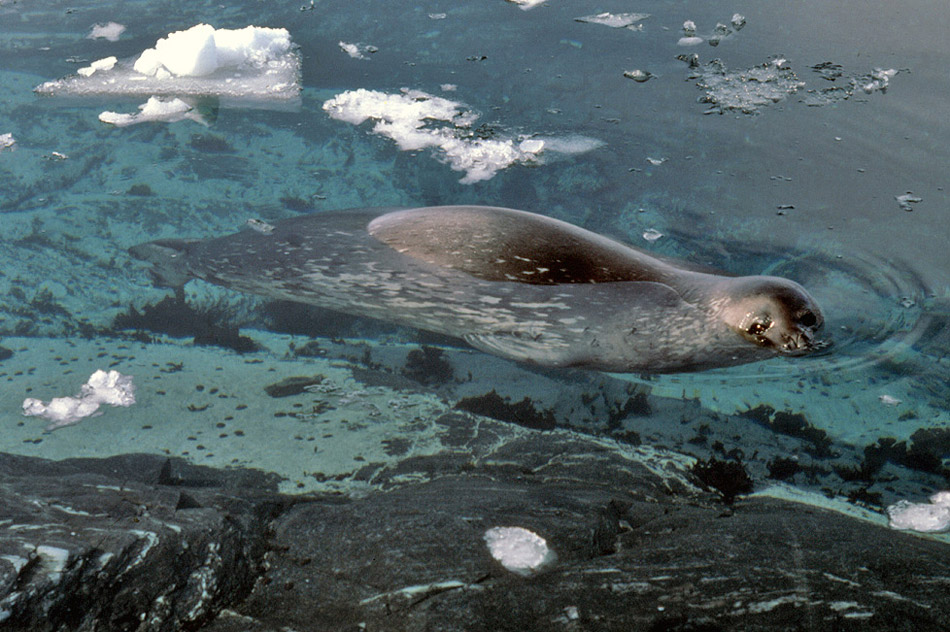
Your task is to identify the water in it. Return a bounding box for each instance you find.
[1,0,949,623]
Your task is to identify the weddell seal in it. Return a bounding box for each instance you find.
[130,205,824,373]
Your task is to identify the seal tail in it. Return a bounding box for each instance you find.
[129,239,199,288]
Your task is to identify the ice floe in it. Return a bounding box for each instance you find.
[98,96,210,127]
[35,24,300,103]
[87,22,126,42]
[574,12,650,30]
[887,491,950,533]
[0,133,14,151]
[22,369,136,431]
[77,56,116,77]
[895,192,922,212]
[484,527,555,575]
[339,41,377,60]
[322,88,603,183]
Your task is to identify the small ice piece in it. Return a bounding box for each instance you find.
[731,14,746,30]
[506,0,547,10]
[440,83,457,92]
[0,133,15,151]
[519,138,545,154]
[23,369,136,431]
[575,12,650,29]
[887,498,950,533]
[77,56,117,77]
[88,22,126,42]
[646,156,666,166]
[246,218,275,233]
[429,13,447,20]
[878,394,902,406]
[623,69,653,82]
[678,36,704,47]
[339,41,377,60]
[99,96,207,127]
[642,229,663,242]
[682,20,697,36]
[484,527,555,575]
[895,192,921,211]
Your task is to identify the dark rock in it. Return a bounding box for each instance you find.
[0,345,12,361]
[690,456,754,504]
[455,390,557,430]
[263,375,325,398]
[403,345,454,385]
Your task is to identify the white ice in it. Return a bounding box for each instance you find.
[77,56,117,77]
[322,88,602,183]
[88,22,126,42]
[484,527,555,575]
[22,369,136,431]
[99,96,208,127]
[575,12,650,29]
[0,133,14,151]
[338,41,376,60]
[887,491,950,533]
[36,24,300,102]
[506,0,547,10]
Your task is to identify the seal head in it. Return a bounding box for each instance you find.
[714,276,824,355]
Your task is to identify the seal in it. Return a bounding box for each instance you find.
[130,205,824,373]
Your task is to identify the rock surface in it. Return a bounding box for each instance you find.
[2,413,949,631]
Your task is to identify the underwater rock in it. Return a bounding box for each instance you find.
[0,345,12,361]
[455,389,557,430]
[263,374,325,398]
[402,345,454,385]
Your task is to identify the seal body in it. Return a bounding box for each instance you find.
[131,206,823,373]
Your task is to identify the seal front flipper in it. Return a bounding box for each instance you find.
[129,238,200,288]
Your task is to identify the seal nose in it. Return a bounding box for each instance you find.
[783,327,816,354]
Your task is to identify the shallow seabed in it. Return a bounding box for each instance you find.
[1,0,950,625]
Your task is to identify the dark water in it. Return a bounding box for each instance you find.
[1,0,948,525]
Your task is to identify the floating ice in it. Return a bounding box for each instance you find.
[246,218,276,234]
[887,491,950,533]
[0,133,14,151]
[623,69,653,82]
[99,96,209,127]
[77,56,117,77]
[731,14,746,30]
[575,12,650,29]
[642,229,663,242]
[88,22,126,42]
[22,369,136,431]
[878,394,902,406]
[505,0,547,11]
[440,83,457,92]
[484,527,555,575]
[895,192,922,211]
[322,88,602,183]
[677,37,704,47]
[802,66,900,107]
[339,41,377,60]
[690,57,805,115]
[36,24,300,102]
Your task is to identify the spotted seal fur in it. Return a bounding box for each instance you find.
[130,205,824,373]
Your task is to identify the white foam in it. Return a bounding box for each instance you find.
[88,22,126,42]
[484,527,555,575]
[99,96,208,127]
[887,492,950,533]
[35,24,300,102]
[322,88,602,183]
[22,369,136,431]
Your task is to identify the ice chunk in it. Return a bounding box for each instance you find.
[575,12,650,29]
[339,41,377,60]
[484,527,555,575]
[643,229,663,242]
[731,13,747,30]
[99,96,209,127]
[88,22,126,42]
[692,58,805,114]
[35,24,300,103]
[878,394,901,406]
[323,88,602,183]
[887,492,950,533]
[895,192,921,211]
[677,36,704,47]
[505,0,547,11]
[22,369,136,431]
[77,56,117,77]
[0,133,14,151]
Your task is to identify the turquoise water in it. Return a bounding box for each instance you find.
[1,0,948,517]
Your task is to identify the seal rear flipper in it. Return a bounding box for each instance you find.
[129,239,199,288]
[462,331,582,368]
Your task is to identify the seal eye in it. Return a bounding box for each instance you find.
[747,318,772,337]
